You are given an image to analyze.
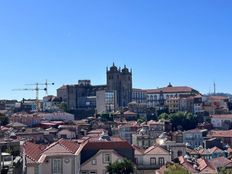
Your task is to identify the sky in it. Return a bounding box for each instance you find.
[0,0,232,100]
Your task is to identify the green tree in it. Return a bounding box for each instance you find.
[165,164,190,174]
[0,113,9,126]
[158,112,197,131]
[219,167,232,174]
[106,159,134,174]
[170,112,197,131]
[137,118,145,124]
[159,113,170,120]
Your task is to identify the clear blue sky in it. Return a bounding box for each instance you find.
[0,0,232,100]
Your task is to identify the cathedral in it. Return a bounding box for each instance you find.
[107,63,132,107]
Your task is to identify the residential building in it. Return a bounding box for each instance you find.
[10,113,42,127]
[117,122,140,144]
[132,88,147,104]
[165,97,180,113]
[208,130,232,146]
[198,147,226,160]
[179,95,203,115]
[122,110,138,121]
[164,141,187,160]
[80,134,134,174]
[203,96,229,115]
[23,139,81,174]
[133,144,171,173]
[96,90,117,114]
[132,121,165,148]
[42,95,61,112]
[10,112,74,127]
[211,114,232,130]
[40,112,75,122]
[57,129,76,139]
[171,131,183,143]
[128,102,147,115]
[203,138,224,149]
[183,129,207,148]
[178,156,217,174]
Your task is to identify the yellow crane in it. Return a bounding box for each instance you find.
[25,80,55,96]
[12,80,55,111]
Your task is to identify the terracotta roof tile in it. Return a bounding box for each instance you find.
[209,157,232,168]
[209,130,232,138]
[132,144,144,155]
[144,145,169,155]
[146,86,196,94]
[24,141,47,163]
[211,114,232,119]
[24,139,80,164]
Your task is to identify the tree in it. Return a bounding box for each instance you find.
[159,113,170,120]
[158,112,198,131]
[0,113,9,126]
[218,167,232,174]
[164,164,190,174]
[106,159,134,174]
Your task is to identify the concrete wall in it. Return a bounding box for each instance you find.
[38,156,77,174]
[81,150,122,174]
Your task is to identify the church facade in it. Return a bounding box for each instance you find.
[107,63,132,107]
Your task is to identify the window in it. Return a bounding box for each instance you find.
[34,166,39,174]
[150,158,156,165]
[92,159,97,165]
[103,153,111,164]
[158,157,165,166]
[135,157,138,164]
[89,171,97,174]
[81,171,88,174]
[52,159,62,174]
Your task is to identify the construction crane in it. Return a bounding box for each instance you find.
[25,80,55,95]
[12,83,47,111]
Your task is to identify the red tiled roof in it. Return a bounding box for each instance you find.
[197,158,215,172]
[178,156,198,173]
[44,139,80,154]
[209,157,232,168]
[228,148,232,154]
[198,147,223,155]
[147,120,163,126]
[146,86,196,94]
[24,141,47,163]
[211,114,232,119]
[132,144,144,155]
[123,111,137,115]
[209,96,229,100]
[144,145,169,155]
[209,130,232,138]
[24,139,80,164]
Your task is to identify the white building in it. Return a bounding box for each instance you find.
[39,112,74,122]
[211,114,232,129]
[146,84,199,108]
[96,90,117,114]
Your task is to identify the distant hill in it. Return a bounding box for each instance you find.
[205,93,232,98]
